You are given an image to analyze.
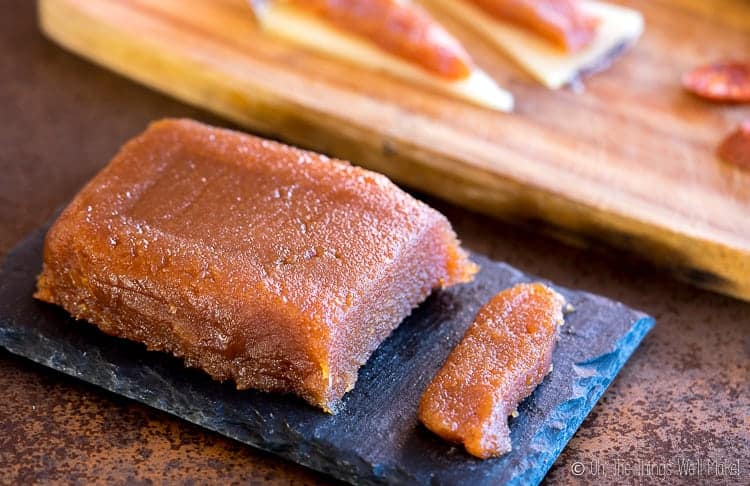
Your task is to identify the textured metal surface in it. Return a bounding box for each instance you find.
[0,222,653,485]
[0,0,747,484]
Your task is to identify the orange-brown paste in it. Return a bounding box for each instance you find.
[35,118,477,412]
[419,282,565,458]
[287,0,474,79]
[470,0,598,52]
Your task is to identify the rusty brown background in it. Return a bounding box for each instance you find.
[0,1,748,484]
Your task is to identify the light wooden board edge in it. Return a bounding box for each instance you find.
[38,0,750,302]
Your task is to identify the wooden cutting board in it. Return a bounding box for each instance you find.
[38,0,750,300]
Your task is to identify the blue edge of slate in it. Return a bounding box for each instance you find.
[0,222,655,486]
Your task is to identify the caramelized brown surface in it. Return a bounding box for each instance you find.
[34,118,476,412]
[418,282,564,458]
[469,0,598,52]
[286,0,474,79]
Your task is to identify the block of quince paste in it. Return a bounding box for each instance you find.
[34,118,477,413]
[418,282,564,458]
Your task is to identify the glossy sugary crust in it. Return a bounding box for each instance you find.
[285,0,474,79]
[418,282,564,458]
[35,118,477,412]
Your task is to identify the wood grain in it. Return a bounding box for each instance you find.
[38,0,750,299]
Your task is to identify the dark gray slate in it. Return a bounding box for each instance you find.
[0,222,654,486]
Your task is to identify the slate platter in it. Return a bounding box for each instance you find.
[0,222,655,486]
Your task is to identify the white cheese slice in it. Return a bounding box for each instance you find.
[427,0,644,89]
[252,1,514,111]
